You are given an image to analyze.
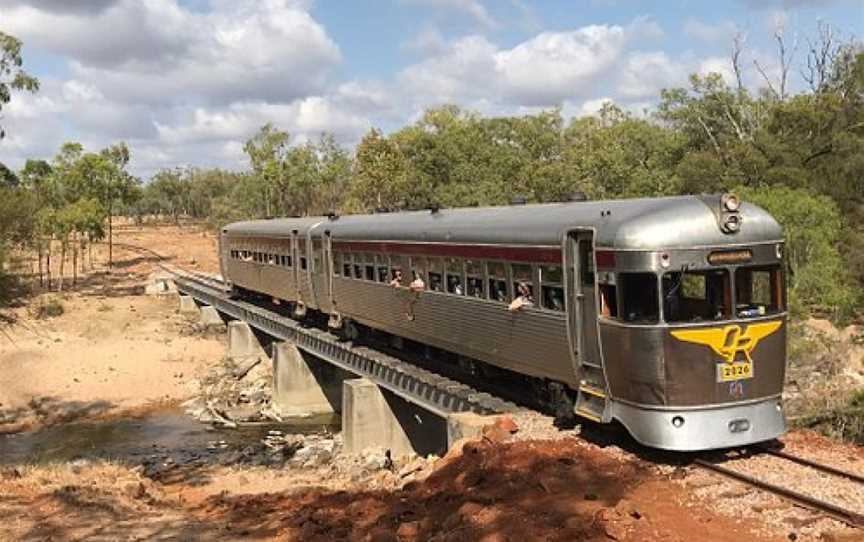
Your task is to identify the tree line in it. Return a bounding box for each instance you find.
[1,28,862,320]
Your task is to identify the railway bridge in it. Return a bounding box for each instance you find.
[151,267,519,458]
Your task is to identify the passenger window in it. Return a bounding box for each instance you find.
[487,262,509,302]
[353,254,362,279]
[579,241,594,286]
[511,264,534,303]
[619,273,659,323]
[465,260,485,298]
[446,258,464,295]
[342,253,353,278]
[428,258,444,292]
[300,257,308,270]
[333,253,341,276]
[361,253,374,281]
[376,255,390,283]
[735,265,784,317]
[664,269,730,322]
[540,265,564,312]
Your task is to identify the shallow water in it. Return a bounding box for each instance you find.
[0,409,339,465]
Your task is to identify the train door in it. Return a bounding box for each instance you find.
[573,231,601,366]
[323,231,335,311]
[568,230,610,422]
[308,225,331,313]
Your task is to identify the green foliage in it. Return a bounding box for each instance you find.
[0,31,39,139]
[0,162,18,187]
[736,185,857,320]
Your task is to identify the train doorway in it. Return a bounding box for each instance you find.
[570,231,601,367]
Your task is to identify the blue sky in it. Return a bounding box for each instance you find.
[1,0,861,178]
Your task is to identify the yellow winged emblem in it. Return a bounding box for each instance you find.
[671,321,782,364]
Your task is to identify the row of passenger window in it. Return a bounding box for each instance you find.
[229,249,308,270]
[334,252,565,312]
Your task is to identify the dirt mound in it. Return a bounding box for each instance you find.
[196,437,772,542]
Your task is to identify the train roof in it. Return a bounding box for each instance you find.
[222,195,783,250]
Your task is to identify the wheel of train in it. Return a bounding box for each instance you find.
[217,193,787,451]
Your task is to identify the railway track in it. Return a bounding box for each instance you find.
[694,446,864,529]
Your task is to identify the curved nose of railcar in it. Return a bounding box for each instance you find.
[600,316,788,451]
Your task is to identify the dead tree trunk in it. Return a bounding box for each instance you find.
[37,242,44,288]
[46,240,52,291]
[58,240,66,292]
[72,234,78,286]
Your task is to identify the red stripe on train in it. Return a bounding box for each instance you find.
[332,241,561,264]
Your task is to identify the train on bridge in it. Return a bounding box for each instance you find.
[218,194,787,451]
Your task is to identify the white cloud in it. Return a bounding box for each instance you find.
[698,57,738,87]
[495,26,627,105]
[2,0,341,104]
[617,51,685,99]
[0,0,360,177]
[400,25,629,108]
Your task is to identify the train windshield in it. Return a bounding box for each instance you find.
[663,269,731,323]
[734,264,784,318]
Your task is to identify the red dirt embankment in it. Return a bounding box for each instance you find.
[194,437,778,542]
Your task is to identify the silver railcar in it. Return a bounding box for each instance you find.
[220,194,787,451]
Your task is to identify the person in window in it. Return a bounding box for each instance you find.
[546,288,564,311]
[509,281,534,312]
[448,275,463,295]
[410,270,425,292]
[389,268,404,288]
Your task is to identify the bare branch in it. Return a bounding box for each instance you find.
[754,58,780,98]
[802,20,840,93]
[731,31,746,94]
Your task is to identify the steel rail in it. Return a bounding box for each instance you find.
[757,447,864,485]
[693,458,864,529]
[168,272,517,418]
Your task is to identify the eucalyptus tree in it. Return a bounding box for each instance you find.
[0,31,39,140]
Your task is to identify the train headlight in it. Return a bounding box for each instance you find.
[721,193,740,212]
[775,244,783,259]
[660,253,671,268]
[671,416,685,428]
[721,214,741,233]
[728,419,751,433]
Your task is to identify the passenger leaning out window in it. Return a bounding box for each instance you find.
[390,268,404,288]
[410,271,425,292]
[509,281,534,312]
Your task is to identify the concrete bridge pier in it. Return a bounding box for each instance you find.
[146,272,177,296]
[198,305,226,330]
[227,321,266,363]
[178,295,200,317]
[272,341,339,416]
[342,379,449,459]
